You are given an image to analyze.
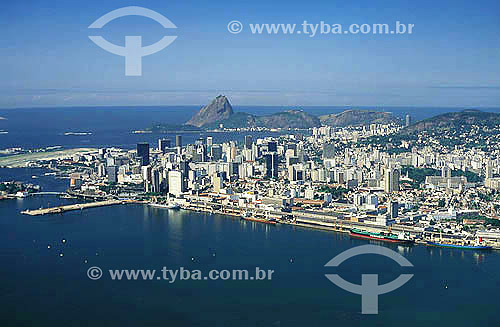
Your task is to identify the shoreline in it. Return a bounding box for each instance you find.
[176,203,499,250]
[12,193,500,251]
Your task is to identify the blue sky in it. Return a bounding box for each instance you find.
[1,0,500,108]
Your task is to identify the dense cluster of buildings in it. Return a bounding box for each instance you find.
[28,120,500,245]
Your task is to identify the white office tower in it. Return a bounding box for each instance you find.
[98,163,106,177]
[168,170,184,196]
[142,165,152,192]
[384,169,392,193]
[405,114,411,127]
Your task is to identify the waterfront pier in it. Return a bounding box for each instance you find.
[21,200,124,216]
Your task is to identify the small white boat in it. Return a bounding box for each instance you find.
[15,191,29,198]
[148,202,180,210]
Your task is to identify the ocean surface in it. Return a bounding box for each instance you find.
[1,107,500,326]
[1,105,500,150]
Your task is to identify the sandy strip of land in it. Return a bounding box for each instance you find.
[0,148,98,168]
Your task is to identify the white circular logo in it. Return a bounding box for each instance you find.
[87,266,103,280]
[227,20,243,34]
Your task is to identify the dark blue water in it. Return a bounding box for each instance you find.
[2,106,500,149]
[0,195,499,326]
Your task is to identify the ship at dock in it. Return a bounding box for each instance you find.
[240,212,277,225]
[148,202,180,210]
[426,241,492,250]
[350,228,414,244]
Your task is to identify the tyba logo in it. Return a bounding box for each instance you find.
[325,245,413,314]
[88,6,177,76]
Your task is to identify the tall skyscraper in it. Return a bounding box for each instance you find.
[152,168,161,193]
[245,135,253,149]
[176,135,182,148]
[265,153,278,178]
[267,141,277,152]
[206,136,213,147]
[142,165,152,192]
[106,166,118,183]
[137,142,150,166]
[211,145,222,161]
[158,139,171,153]
[384,168,400,193]
[405,114,411,127]
[168,170,184,196]
[392,169,400,192]
[389,201,399,218]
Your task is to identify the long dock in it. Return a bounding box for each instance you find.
[21,200,123,216]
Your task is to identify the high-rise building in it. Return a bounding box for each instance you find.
[389,201,399,218]
[98,148,107,160]
[267,141,277,152]
[98,163,106,177]
[392,169,400,192]
[405,114,411,127]
[384,168,400,193]
[211,145,222,161]
[176,135,182,148]
[168,170,184,196]
[158,139,171,153]
[106,166,118,183]
[193,145,206,162]
[137,142,150,166]
[152,168,161,193]
[442,166,452,178]
[142,165,152,192]
[245,135,253,149]
[206,136,213,147]
[265,153,278,178]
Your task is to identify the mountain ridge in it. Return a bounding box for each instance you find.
[185,96,402,129]
[402,109,500,134]
[319,109,399,127]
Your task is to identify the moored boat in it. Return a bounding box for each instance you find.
[241,216,277,225]
[148,202,180,210]
[426,241,492,250]
[350,228,414,244]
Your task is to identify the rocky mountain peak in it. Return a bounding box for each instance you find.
[185,95,233,127]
